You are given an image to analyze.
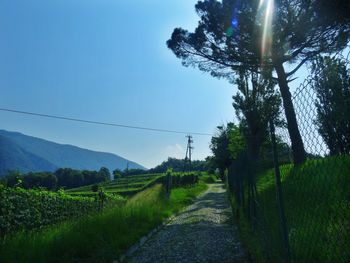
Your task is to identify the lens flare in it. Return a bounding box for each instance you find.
[260,0,274,58]
[226,2,241,38]
[231,18,238,28]
[259,0,265,8]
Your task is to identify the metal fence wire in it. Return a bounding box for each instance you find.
[230,49,350,263]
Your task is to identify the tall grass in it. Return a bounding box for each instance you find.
[231,155,350,262]
[0,182,208,263]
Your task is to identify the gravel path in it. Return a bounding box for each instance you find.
[127,183,246,263]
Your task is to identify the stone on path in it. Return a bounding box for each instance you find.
[127,183,246,263]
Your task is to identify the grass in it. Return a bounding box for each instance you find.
[199,173,218,184]
[231,155,350,262]
[164,181,208,217]
[0,181,208,263]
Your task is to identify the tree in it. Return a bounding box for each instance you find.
[313,0,350,28]
[232,69,281,161]
[209,123,247,205]
[23,172,57,190]
[167,0,350,164]
[55,168,83,188]
[210,123,238,180]
[204,156,217,174]
[227,123,246,160]
[210,125,230,179]
[148,157,208,173]
[311,56,350,155]
[4,170,23,187]
[113,169,122,179]
[98,167,111,181]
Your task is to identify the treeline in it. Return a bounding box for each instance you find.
[0,167,111,190]
[0,158,211,190]
[111,158,209,177]
[148,157,209,173]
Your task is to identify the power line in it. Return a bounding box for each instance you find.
[0,107,213,136]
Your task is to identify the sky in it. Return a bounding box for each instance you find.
[0,0,308,169]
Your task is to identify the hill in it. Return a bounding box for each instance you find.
[0,130,145,176]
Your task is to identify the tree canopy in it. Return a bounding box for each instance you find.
[311,56,350,155]
[167,0,350,164]
[233,69,281,158]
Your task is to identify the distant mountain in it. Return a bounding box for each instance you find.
[0,130,146,176]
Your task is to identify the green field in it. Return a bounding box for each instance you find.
[0,181,208,263]
[66,173,165,196]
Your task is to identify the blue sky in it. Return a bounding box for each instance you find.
[0,0,308,168]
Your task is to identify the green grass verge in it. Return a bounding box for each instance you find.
[231,155,350,262]
[199,173,218,184]
[0,182,208,263]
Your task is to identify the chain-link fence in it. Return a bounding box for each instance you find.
[229,50,350,262]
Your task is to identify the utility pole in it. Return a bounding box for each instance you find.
[126,161,129,189]
[184,135,193,171]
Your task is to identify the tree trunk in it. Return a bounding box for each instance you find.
[274,62,307,164]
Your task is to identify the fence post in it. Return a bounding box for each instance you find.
[165,169,172,199]
[269,119,291,263]
[98,189,105,211]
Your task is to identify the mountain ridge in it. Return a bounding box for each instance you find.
[0,129,146,176]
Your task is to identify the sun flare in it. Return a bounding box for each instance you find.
[260,0,274,58]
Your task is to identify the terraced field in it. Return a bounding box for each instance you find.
[67,173,164,197]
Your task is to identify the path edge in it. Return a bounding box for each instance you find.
[112,184,212,263]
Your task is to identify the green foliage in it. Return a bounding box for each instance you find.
[167,0,349,164]
[210,123,249,180]
[312,56,350,155]
[0,186,124,237]
[67,173,165,197]
[0,182,208,263]
[112,169,122,179]
[2,167,112,191]
[55,168,108,189]
[230,155,350,262]
[167,0,348,77]
[98,167,111,181]
[233,70,281,159]
[199,173,217,184]
[210,124,234,179]
[23,172,58,190]
[149,157,208,173]
[91,184,99,192]
[227,124,246,160]
[164,181,208,217]
[3,170,23,187]
[170,172,199,187]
